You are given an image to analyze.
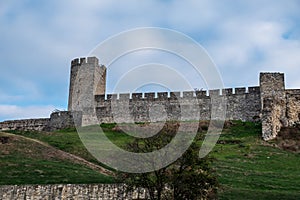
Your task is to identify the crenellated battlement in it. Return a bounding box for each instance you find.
[286,89,300,95]
[94,86,261,103]
[235,87,246,94]
[91,84,263,125]
[71,57,100,66]
[248,86,260,94]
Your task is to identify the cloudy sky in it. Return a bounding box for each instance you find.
[0,0,300,121]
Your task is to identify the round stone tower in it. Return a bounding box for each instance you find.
[68,57,106,125]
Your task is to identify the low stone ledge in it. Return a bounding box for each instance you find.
[0,184,148,200]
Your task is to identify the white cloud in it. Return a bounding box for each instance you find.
[203,3,300,87]
[0,105,63,121]
[0,0,300,121]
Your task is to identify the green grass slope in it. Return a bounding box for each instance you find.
[1,121,299,199]
[212,121,300,199]
[0,132,113,185]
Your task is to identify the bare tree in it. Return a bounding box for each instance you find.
[117,123,218,200]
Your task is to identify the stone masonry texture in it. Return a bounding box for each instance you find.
[0,184,148,200]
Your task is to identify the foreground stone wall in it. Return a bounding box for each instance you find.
[0,184,148,200]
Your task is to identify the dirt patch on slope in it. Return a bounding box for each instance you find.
[0,132,114,176]
[274,126,300,153]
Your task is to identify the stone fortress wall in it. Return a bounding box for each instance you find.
[93,86,261,124]
[68,57,300,140]
[1,57,300,141]
[69,57,262,126]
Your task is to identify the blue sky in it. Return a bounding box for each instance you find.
[0,0,300,121]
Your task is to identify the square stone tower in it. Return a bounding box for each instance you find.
[260,72,287,140]
[68,57,106,125]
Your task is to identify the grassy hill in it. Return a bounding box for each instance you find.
[0,121,299,199]
[211,121,300,199]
